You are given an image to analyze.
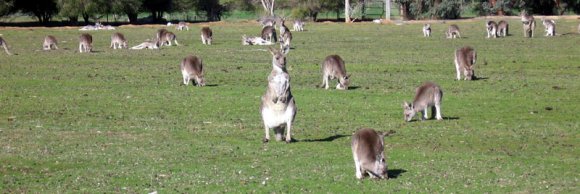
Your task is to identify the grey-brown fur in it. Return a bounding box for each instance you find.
[446,24,461,39]
[279,19,292,47]
[293,20,304,31]
[176,21,189,31]
[110,32,127,49]
[403,82,443,122]
[321,55,350,90]
[541,19,555,36]
[260,47,297,143]
[43,35,58,50]
[454,46,477,81]
[497,20,509,37]
[180,55,205,86]
[157,29,179,46]
[423,24,431,37]
[261,26,277,42]
[201,27,213,45]
[351,128,395,179]
[0,37,13,55]
[79,33,93,53]
[486,21,498,38]
[521,11,536,38]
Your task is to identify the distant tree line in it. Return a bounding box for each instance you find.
[0,0,579,24]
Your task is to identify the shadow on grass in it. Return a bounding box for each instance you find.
[406,116,459,122]
[348,86,361,90]
[388,169,407,179]
[443,116,459,120]
[473,76,488,81]
[204,84,219,87]
[299,134,349,142]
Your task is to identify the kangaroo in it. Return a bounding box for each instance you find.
[260,47,297,143]
[403,82,443,122]
[486,21,498,38]
[422,24,431,37]
[43,35,58,50]
[279,19,292,47]
[497,20,509,37]
[201,27,213,45]
[242,35,274,46]
[180,55,206,86]
[261,25,277,43]
[110,32,127,49]
[79,33,93,53]
[157,29,179,46]
[320,55,350,90]
[176,21,189,31]
[293,20,304,31]
[521,11,536,38]
[0,37,13,55]
[446,24,461,39]
[130,39,160,50]
[259,17,276,27]
[352,128,395,179]
[541,19,556,37]
[454,46,477,81]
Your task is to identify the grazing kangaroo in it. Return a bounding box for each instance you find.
[0,37,13,55]
[446,24,461,39]
[497,20,509,37]
[260,47,297,143]
[157,29,179,46]
[130,39,160,50]
[176,21,189,31]
[403,82,443,122]
[180,55,206,86]
[320,55,350,90]
[521,11,536,38]
[201,27,213,45]
[78,33,93,53]
[422,24,431,37]
[486,21,498,38]
[352,128,395,179]
[261,25,277,42]
[541,19,556,37]
[43,35,58,50]
[454,46,477,81]
[110,32,127,49]
[293,20,304,31]
[279,19,292,47]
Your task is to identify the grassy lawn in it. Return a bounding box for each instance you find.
[0,19,578,193]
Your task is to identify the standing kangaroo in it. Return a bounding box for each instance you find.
[260,47,297,143]
[261,25,277,43]
[446,24,461,39]
[110,32,127,49]
[201,27,213,45]
[486,21,498,38]
[279,19,292,48]
[0,37,13,55]
[180,55,206,86]
[422,24,431,37]
[521,11,536,38]
[43,35,58,50]
[454,46,477,81]
[293,20,304,31]
[352,128,395,179]
[79,33,93,53]
[320,55,350,90]
[497,20,509,37]
[176,22,189,31]
[403,82,443,122]
[541,19,556,37]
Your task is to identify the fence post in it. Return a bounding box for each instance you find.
[385,0,391,20]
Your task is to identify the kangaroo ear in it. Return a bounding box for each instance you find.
[403,101,409,108]
[268,47,276,55]
[346,74,351,79]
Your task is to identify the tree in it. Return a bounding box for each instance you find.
[142,0,173,22]
[111,0,143,23]
[57,0,110,24]
[260,0,275,16]
[192,0,227,21]
[14,0,58,23]
[0,0,15,17]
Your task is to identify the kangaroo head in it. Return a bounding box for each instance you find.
[268,47,286,70]
[403,101,415,122]
[337,74,350,90]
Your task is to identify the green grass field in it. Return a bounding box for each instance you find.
[0,19,579,193]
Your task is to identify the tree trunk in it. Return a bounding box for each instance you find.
[400,4,410,20]
[83,14,90,24]
[345,0,351,22]
[127,13,138,24]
